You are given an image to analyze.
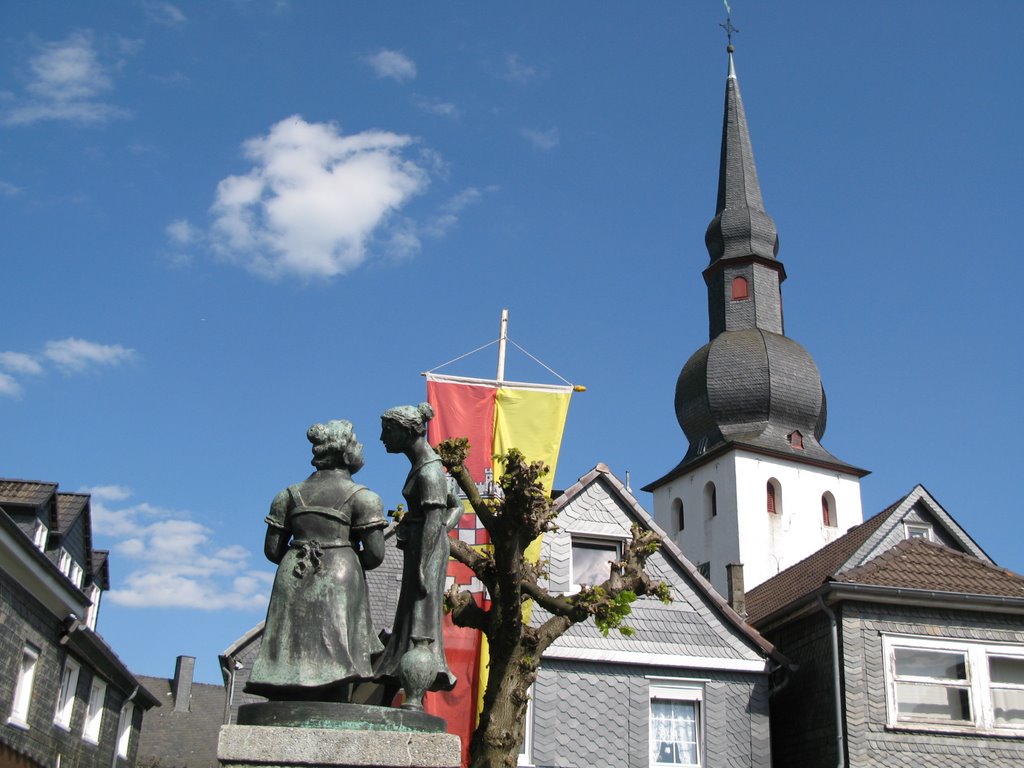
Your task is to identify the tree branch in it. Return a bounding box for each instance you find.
[445,585,491,633]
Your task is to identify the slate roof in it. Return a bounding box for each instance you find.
[56,492,89,532]
[546,463,787,666]
[136,675,225,768]
[747,485,1013,626]
[835,538,1024,597]
[745,498,899,624]
[0,478,57,507]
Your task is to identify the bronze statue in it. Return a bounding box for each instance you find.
[375,403,462,704]
[246,420,387,702]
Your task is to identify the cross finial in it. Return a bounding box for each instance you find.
[720,0,738,50]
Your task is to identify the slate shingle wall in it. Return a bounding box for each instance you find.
[842,603,1024,767]
[0,568,133,768]
[530,659,770,768]
[762,612,839,768]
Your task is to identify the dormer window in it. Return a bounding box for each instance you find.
[905,523,933,541]
[58,549,73,578]
[788,431,804,450]
[570,537,622,591]
[731,276,749,301]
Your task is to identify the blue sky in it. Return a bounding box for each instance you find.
[3,2,1022,684]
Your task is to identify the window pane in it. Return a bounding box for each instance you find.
[572,541,618,586]
[993,688,1024,726]
[990,656,1024,685]
[894,648,967,681]
[651,699,698,765]
[896,682,971,722]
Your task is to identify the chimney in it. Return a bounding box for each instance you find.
[172,656,195,712]
[726,563,746,618]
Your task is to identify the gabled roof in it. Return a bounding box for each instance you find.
[747,484,1000,626]
[0,478,58,507]
[835,538,1024,597]
[136,674,224,767]
[56,492,89,532]
[552,463,787,667]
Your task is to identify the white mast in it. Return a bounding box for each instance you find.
[496,308,509,383]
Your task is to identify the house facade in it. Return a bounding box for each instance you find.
[1,479,159,768]
[220,464,786,768]
[747,485,1024,767]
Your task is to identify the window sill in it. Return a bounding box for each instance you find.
[886,722,1024,739]
[6,717,29,730]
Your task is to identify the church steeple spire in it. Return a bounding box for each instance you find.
[705,48,778,265]
[703,46,785,340]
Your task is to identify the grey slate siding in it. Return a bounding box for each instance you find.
[531,659,771,768]
[0,568,138,768]
[761,612,839,768]
[841,602,1024,768]
[869,503,959,556]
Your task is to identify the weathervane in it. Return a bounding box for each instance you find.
[720,0,738,50]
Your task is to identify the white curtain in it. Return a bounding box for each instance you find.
[651,699,698,765]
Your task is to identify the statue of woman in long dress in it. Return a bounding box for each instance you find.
[246,420,387,701]
[374,403,463,698]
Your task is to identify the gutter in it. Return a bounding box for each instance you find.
[817,596,844,768]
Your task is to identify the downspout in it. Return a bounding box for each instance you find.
[817,595,844,768]
[819,598,843,768]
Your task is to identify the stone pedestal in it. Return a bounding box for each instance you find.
[217,703,461,768]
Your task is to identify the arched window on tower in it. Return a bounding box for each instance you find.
[731,276,749,301]
[704,482,717,519]
[672,497,685,533]
[822,492,837,528]
[767,479,781,515]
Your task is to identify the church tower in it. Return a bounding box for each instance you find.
[644,45,868,598]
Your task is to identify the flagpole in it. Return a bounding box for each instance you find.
[496,308,509,384]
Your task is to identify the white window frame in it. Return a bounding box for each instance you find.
[116,702,134,759]
[648,679,704,767]
[883,634,1024,736]
[904,522,933,541]
[83,678,107,744]
[70,562,84,589]
[8,643,40,728]
[58,549,73,578]
[568,535,623,593]
[32,519,48,549]
[517,683,534,766]
[54,659,81,729]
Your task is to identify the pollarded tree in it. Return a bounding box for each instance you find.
[435,439,670,768]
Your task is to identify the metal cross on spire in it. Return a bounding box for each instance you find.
[720,0,738,49]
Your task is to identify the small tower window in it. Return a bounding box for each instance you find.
[731,276,749,301]
[788,431,804,450]
[822,492,837,527]
[704,482,717,519]
[766,479,781,515]
[672,498,685,532]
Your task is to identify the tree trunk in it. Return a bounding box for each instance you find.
[468,640,537,768]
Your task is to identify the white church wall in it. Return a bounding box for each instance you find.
[733,450,863,590]
[652,449,863,596]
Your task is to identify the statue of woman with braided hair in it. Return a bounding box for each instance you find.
[246,420,387,701]
[375,403,463,703]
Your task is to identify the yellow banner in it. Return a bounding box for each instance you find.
[492,387,572,494]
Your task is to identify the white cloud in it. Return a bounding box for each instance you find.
[166,218,197,245]
[504,53,538,84]
[144,2,187,26]
[0,180,23,197]
[2,32,131,126]
[0,373,21,398]
[44,338,136,372]
[89,489,273,611]
[522,126,560,151]
[413,96,459,118]
[0,352,43,375]
[365,49,416,82]
[208,115,429,278]
[422,187,483,238]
